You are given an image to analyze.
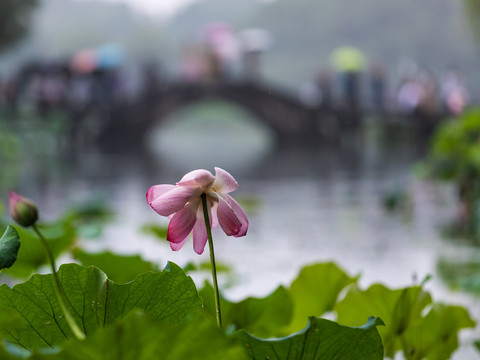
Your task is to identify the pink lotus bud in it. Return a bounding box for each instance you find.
[9,191,38,227]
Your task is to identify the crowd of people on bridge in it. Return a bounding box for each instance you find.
[0,59,129,119]
[0,36,471,124]
[173,23,471,119]
[299,61,470,119]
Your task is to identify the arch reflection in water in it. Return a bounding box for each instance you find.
[145,100,276,173]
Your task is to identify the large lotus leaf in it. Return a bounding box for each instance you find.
[0,262,201,351]
[72,248,159,283]
[1,223,75,279]
[286,262,357,333]
[0,225,21,270]
[0,341,19,360]
[335,284,433,357]
[30,311,247,360]
[237,316,385,360]
[404,304,475,360]
[200,282,293,338]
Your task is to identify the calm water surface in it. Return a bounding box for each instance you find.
[10,101,480,358]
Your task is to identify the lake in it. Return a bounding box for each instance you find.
[5,100,480,358]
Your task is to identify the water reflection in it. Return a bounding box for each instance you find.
[145,99,275,174]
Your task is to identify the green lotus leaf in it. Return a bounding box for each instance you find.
[335,283,474,359]
[286,262,357,333]
[0,225,21,270]
[72,249,159,284]
[0,341,22,360]
[30,311,247,360]
[200,282,293,338]
[237,316,385,360]
[0,262,201,351]
[404,303,475,360]
[1,223,75,279]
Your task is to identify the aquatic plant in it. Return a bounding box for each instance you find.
[147,167,248,328]
[0,169,475,359]
[419,108,480,240]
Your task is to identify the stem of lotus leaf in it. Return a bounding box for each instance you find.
[201,193,223,329]
[32,224,86,341]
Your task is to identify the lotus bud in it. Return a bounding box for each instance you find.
[9,191,38,227]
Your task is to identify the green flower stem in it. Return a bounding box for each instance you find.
[32,224,86,341]
[201,193,222,329]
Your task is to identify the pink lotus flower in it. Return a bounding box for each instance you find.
[147,167,248,254]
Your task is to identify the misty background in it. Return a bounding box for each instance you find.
[1,0,480,97]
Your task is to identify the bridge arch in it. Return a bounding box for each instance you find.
[96,81,325,151]
[145,82,319,144]
[150,97,272,137]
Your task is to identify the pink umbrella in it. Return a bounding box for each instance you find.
[70,49,97,73]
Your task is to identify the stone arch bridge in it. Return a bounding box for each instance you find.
[98,81,335,150]
[97,80,438,151]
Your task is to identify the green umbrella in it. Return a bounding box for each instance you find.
[329,46,366,72]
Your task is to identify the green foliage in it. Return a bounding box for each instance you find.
[200,282,294,338]
[0,262,201,351]
[0,222,75,279]
[183,260,232,274]
[200,262,356,337]
[0,255,474,359]
[0,199,114,279]
[437,258,480,294]
[29,311,248,360]
[405,304,475,360]
[64,201,114,223]
[426,109,480,182]
[141,225,239,276]
[421,109,480,239]
[0,196,473,359]
[140,223,168,241]
[0,225,21,270]
[286,262,357,333]
[199,261,475,358]
[336,284,430,356]
[335,283,475,359]
[0,342,21,360]
[0,0,38,53]
[72,249,159,284]
[382,187,412,217]
[63,200,114,239]
[237,316,385,360]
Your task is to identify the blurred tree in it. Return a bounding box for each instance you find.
[0,0,38,53]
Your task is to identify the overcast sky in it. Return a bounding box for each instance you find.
[80,0,199,18]
[84,0,275,18]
